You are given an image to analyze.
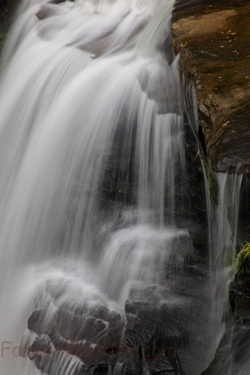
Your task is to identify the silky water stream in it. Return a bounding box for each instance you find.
[0,1,245,374]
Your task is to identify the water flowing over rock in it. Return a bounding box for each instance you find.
[0,1,249,375]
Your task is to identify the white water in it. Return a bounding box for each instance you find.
[204,172,243,368]
[0,1,186,373]
[0,0,244,374]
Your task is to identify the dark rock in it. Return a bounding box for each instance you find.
[200,316,233,375]
[0,0,18,53]
[123,295,188,371]
[27,291,187,375]
[28,309,57,335]
[230,274,250,368]
[145,354,176,374]
[204,277,250,374]
[183,264,207,278]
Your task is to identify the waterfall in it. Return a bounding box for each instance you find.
[208,172,243,359]
[0,1,245,375]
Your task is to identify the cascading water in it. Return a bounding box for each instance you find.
[0,1,245,374]
[198,171,244,375]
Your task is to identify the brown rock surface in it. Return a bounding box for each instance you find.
[172,1,250,174]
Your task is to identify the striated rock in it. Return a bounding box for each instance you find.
[172,1,250,174]
[26,282,188,374]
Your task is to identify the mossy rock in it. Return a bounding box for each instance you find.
[236,242,250,275]
[199,148,218,206]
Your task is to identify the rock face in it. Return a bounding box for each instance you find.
[200,276,250,375]
[27,292,186,375]
[24,245,215,375]
[172,0,250,174]
[229,277,250,374]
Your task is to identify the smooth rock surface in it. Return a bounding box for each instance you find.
[172,1,250,174]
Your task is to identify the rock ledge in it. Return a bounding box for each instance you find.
[172,1,250,174]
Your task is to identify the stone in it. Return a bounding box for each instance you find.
[203,277,250,374]
[27,294,187,374]
[172,1,250,174]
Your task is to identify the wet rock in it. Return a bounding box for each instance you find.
[28,309,57,335]
[183,264,207,278]
[145,354,178,374]
[27,292,187,375]
[200,320,233,375]
[230,277,250,373]
[172,1,250,174]
[0,0,17,52]
[123,294,188,375]
[230,278,250,315]
[204,277,250,374]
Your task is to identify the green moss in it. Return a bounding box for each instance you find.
[200,148,218,206]
[226,243,250,279]
[227,253,236,269]
[236,242,250,274]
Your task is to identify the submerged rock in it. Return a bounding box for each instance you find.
[172,0,250,174]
